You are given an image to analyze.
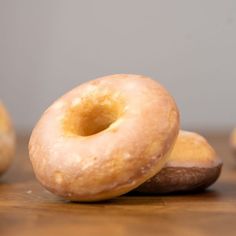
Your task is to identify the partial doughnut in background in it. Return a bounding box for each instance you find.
[0,101,15,176]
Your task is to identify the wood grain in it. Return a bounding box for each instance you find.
[0,132,236,236]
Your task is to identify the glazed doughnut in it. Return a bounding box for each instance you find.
[136,130,222,194]
[0,101,15,176]
[29,74,179,201]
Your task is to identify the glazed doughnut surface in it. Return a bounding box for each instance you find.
[29,74,179,201]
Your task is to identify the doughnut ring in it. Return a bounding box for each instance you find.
[29,74,179,201]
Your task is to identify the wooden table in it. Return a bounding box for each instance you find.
[1,132,236,236]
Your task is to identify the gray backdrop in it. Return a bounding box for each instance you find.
[0,0,235,131]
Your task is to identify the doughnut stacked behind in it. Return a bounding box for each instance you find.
[136,131,222,194]
[0,101,15,176]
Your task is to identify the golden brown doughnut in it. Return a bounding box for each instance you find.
[0,101,15,176]
[29,74,179,201]
[136,130,222,194]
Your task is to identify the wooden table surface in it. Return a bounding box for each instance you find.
[0,132,236,236]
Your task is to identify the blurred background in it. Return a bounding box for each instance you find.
[0,0,235,132]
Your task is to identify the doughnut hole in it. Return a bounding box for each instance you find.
[63,93,125,136]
